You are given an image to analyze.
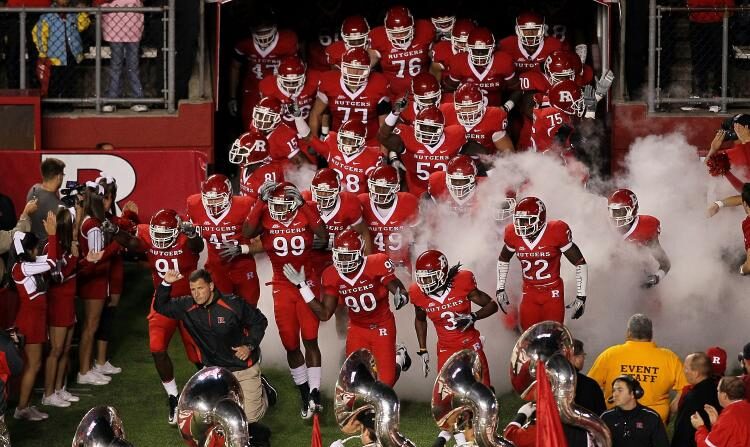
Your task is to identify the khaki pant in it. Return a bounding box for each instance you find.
[232,363,267,423]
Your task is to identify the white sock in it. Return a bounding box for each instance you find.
[438,430,452,440]
[308,366,321,390]
[290,365,308,386]
[454,433,467,444]
[163,379,178,397]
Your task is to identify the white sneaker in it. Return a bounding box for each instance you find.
[77,371,108,385]
[94,361,122,375]
[56,388,80,402]
[90,369,112,383]
[27,406,48,420]
[130,104,149,112]
[14,407,43,421]
[102,104,116,113]
[42,393,71,408]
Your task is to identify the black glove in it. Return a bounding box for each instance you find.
[392,97,408,115]
[219,241,242,261]
[566,296,586,319]
[642,274,660,289]
[454,312,477,332]
[258,181,279,202]
[288,102,302,118]
[101,219,119,234]
[179,221,198,238]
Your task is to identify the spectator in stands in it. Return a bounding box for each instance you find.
[3,0,51,89]
[32,0,91,99]
[686,0,734,100]
[571,339,606,416]
[740,342,750,400]
[691,376,750,446]
[101,0,148,113]
[587,313,689,423]
[25,157,64,243]
[671,352,722,447]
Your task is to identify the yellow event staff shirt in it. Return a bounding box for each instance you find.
[587,340,688,423]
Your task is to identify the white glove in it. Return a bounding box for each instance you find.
[282,264,307,287]
[392,289,409,310]
[495,289,510,314]
[288,101,302,118]
[566,296,586,319]
[518,402,536,418]
[575,44,587,64]
[388,151,405,171]
[417,349,430,377]
[228,99,239,117]
[595,70,615,99]
[258,181,279,202]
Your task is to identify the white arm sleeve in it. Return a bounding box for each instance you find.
[576,263,588,297]
[294,116,311,139]
[21,257,52,276]
[497,260,510,291]
[87,227,103,252]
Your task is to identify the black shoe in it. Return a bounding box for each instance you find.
[431,437,447,447]
[309,388,322,414]
[260,374,277,407]
[168,394,179,425]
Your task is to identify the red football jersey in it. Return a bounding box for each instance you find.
[398,100,420,126]
[358,192,420,266]
[370,20,435,97]
[253,122,302,163]
[238,162,286,198]
[622,215,661,245]
[311,132,385,194]
[427,170,484,216]
[448,51,516,107]
[234,30,299,93]
[321,253,397,326]
[317,70,391,139]
[409,269,481,345]
[441,103,508,151]
[260,205,322,281]
[530,105,572,153]
[258,69,320,124]
[503,220,573,287]
[311,192,364,268]
[431,40,459,74]
[498,35,564,73]
[308,31,339,71]
[135,224,199,297]
[394,123,466,196]
[186,194,256,268]
[325,40,348,68]
[519,70,552,95]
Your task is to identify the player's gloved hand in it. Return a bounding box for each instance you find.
[575,44,587,64]
[258,181,279,202]
[595,69,615,99]
[642,274,660,289]
[495,289,510,314]
[312,234,328,250]
[101,219,119,234]
[583,85,597,111]
[285,186,306,208]
[392,288,409,310]
[219,241,243,261]
[454,312,477,332]
[392,97,408,115]
[179,221,198,238]
[388,151,405,171]
[566,296,587,319]
[282,263,307,287]
[518,402,536,419]
[288,101,302,118]
[417,349,430,377]
[228,99,239,117]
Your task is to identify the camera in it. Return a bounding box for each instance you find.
[721,117,738,141]
[60,180,86,207]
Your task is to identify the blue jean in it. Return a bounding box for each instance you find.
[106,41,143,99]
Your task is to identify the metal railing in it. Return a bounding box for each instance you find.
[0,1,176,112]
[648,1,750,113]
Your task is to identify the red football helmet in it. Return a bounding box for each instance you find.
[544,50,576,85]
[412,73,441,110]
[415,249,449,294]
[332,229,365,273]
[495,189,517,222]
[311,168,341,210]
[450,19,475,53]
[454,82,485,127]
[367,165,400,205]
[516,11,546,48]
[229,128,271,165]
[149,208,180,249]
[252,96,282,131]
[467,27,495,66]
[341,15,370,50]
[513,197,546,237]
[251,20,277,49]
[341,48,371,89]
[277,56,306,96]
[549,80,585,117]
[414,106,445,146]
[445,155,477,199]
[608,189,639,228]
[431,15,455,39]
[337,119,367,156]
[201,174,232,217]
[384,6,415,49]
[268,182,301,223]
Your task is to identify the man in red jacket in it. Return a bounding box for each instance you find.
[691,376,750,447]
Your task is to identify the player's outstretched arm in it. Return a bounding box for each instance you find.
[308,292,339,321]
[563,243,587,319]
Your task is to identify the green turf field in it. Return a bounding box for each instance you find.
[4,264,523,446]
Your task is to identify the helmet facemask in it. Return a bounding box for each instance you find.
[516,23,544,47]
[386,26,414,49]
[367,179,398,205]
[342,32,368,50]
[333,246,363,274]
[414,90,441,111]
[469,45,493,66]
[495,197,516,221]
[455,99,484,127]
[414,120,444,146]
[341,62,370,89]
[228,140,250,165]
[513,212,542,237]
[253,26,278,48]
[277,73,306,97]
[337,130,365,156]
[608,204,635,228]
[431,16,455,39]
[268,196,297,224]
[415,268,446,294]
[446,173,476,200]
[252,105,281,132]
[201,191,230,217]
[150,224,179,249]
[311,183,340,210]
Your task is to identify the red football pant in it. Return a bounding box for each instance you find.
[437,337,491,387]
[148,301,201,365]
[519,279,565,331]
[346,316,397,387]
[272,282,320,352]
[207,262,260,306]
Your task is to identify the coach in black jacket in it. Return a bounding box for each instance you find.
[155,268,269,424]
[671,352,721,447]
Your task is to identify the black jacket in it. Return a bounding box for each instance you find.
[0,331,24,414]
[601,403,669,447]
[154,282,268,371]
[576,371,607,416]
[671,377,721,447]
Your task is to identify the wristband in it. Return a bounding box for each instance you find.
[503,100,515,112]
[655,269,666,280]
[240,244,250,255]
[385,112,399,127]
[417,348,428,355]
[161,280,172,287]
[299,285,315,303]
[321,126,329,136]
[294,116,310,138]
[715,200,725,208]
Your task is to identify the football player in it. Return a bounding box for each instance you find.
[530,80,585,154]
[258,56,319,125]
[425,154,484,217]
[249,96,309,166]
[608,189,670,287]
[186,174,262,306]
[498,11,564,73]
[430,11,455,42]
[229,9,299,128]
[398,72,443,126]
[369,5,436,98]
[108,209,202,424]
[243,182,328,419]
[230,129,286,198]
[326,15,373,70]
[430,18,474,85]
[289,229,411,387]
[310,47,391,141]
[496,197,589,331]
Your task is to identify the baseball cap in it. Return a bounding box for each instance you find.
[733,114,750,127]
[706,346,727,376]
[742,342,750,360]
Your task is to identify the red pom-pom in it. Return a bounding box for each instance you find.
[707,151,731,176]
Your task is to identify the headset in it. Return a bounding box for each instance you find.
[608,375,644,403]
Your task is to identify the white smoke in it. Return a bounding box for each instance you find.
[253,132,749,402]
